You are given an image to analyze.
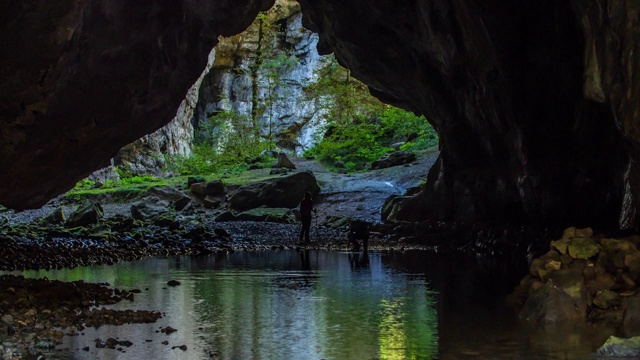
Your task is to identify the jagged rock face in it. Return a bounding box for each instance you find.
[195,0,328,154]
[114,49,218,176]
[298,0,636,228]
[0,0,274,209]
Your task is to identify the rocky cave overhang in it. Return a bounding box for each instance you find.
[1,1,640,230]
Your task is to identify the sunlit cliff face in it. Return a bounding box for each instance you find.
[2,1,640,229]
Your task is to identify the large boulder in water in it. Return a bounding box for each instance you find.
[595,336,640,357]
[229,171,320,211]
[519,284,583,324]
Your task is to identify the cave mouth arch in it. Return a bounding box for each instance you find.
[1,0,638,232]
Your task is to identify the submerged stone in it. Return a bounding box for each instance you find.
[595,336,640,357]
[519,284,582,324]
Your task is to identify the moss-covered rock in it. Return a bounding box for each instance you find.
[568,237,599,260]
[40,207,66,225]
[66,202,103,228]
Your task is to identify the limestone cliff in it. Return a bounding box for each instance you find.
[112,0,327,176]
[194,0,328,155]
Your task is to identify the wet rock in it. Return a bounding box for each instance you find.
[161,326,177,334]
[519,284,583,324]
[586,273,617,295]
[370,151,416,170]
[625,252,640,279]
[167,280,181,287]
[35,340,55,349]
[623,294,640,332]
[172,344,187,351]
[547,268,588,317]
[593,290,620,310]
[595,336,640,357]
[323,216,352,230]
[381,195,413,223]
[66,202,104,228]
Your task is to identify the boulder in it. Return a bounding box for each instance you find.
[272,152,296,169]
[130,198,173,223]
[519,284,583,324]
[66,202,103,228]
[625,252,640,280]
[228,171,320,211]
[370,151,416,170]
[187,176,206,187]
[235,206,295,223]
[203,195,224,209]
[40,207,66,225]
[592,290,620,310]
[381,195,412,223]
[623,294,640,332]
[547,268,588,317]
[593,290,620,310]
[595,336,640,357]
[586,273,617,295]
[215,211,238,222]
[568,237,600,260]
[323,216,351,229]
[191,180,225,197]
[147,186,191,211]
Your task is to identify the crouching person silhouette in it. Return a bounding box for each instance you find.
[348,219,369,251]
[299,191,313,243]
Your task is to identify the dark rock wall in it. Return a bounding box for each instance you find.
[298,0,631,228]
[0,0,274,209]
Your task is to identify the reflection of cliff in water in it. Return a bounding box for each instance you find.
[23,251,437,359]
[15,250,619,358]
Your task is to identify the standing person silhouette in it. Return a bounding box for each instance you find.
[299,191,314,243]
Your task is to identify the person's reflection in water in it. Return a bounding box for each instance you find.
[299,249,311,270]
[348,250,370,270]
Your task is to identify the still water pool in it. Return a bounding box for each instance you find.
[18,250,617,359]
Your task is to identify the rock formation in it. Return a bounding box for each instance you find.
[2,0,640,232]
[194,0,328,155]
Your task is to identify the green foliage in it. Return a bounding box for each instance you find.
[74,178,95,191]
[304,55,438,171]
[168,111,273,176]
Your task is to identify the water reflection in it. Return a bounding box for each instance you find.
[17,251,438,359]
[14,250,618,359]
